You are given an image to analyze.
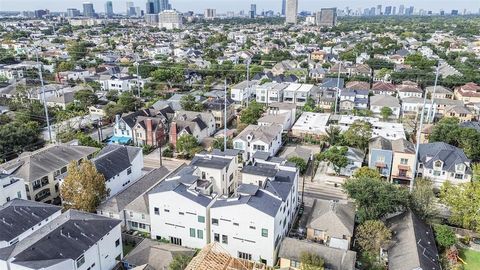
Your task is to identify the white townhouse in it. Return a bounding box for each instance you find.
[259,102,297,132]
[401,97,437,121]
[0,209,122,270]
[92,144,144,198]
[256,82,288,105]
[283,83,313,106]
[0,173,27,205]
[417,142,472,188]
[148,151,239,248]
[230,80,258,105]
[99,75,145,92]
[97,167,171,233]
[233,124,283,162]
[209,160,299,266]
[0,199,61,248]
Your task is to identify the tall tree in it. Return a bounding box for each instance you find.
[433,224,458,250]
[343,177,409,222]
[316,146,348,175]
[356,220,392,254]
[428,117,461,146]
[240,101,264,125]
[343,120,372,151]
[176,134,200,158]
[180,94,203,112]
[288,156,308,175]
[74,89,98,109]
[67,41,88,61]
[60,160,108,212]
[409,178,437,222]
[380,107,393,121]
[440,180,480,232]
[323,125,343,146]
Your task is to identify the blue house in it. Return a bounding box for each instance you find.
[368,136,393,178]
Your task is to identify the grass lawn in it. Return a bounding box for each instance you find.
[123,242,136,256]
[459,248,480,270]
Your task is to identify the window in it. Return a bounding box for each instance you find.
[141,213,145,219]
[290,260,301,268]
[115,239,120,247]
[455,174,464,180]
[233,222,239,226]
[129,211,133,218]
[212,218,219,226]
[154,207,159,215]
[164,209,170,212]
[261,228,268,237]
[249,226,256,230]
[179,212,184,215]
[238,252,252,260]
[190,228,196,237]
[197,229,203,239]
[222,235,228,244]
[131,222,138,228]
[139,223,146,229]
[433,171,441,176]
[198,216,205,223]
[214,233,220,242]
[400,158,408,165]
[76,255,85,268]
[127,168,132,175]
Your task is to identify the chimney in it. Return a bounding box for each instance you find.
[170,122,177,147]
[146,119,153,145]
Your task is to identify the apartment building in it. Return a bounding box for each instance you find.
[255,82,288,105]
[233,124,283,163]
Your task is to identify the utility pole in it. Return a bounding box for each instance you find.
[409,84,430,192]
[134,61,140,98]
[428,66,440,124]
[35,48,52,143]
[159,143,163,167]
[334,62,342,115]
[224,78,228,152]
[246,58,251,107]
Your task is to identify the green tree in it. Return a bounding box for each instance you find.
[303,97,317,112]
[343,120,372,151]
[106,90,119,102]
[60,160,108,212]
[67,41,88,61]
[299,252,325,270]
[77,133,102,148]
[288,156,308,175]
[356,220,392,254]
[440,180,480,232]
[433,224,458,250]
[343,177,409,222]
[380,106,393,121]
[151,68,183,88]
[56,61,75,72]
[0,121,43,160]
[428,117,461,146]
[180,94,203,112]
[316,146,348,175]
[74,89,98,109]
[322,125,343,146]
[169,254,193,270]
[353,167,381,179]
[212,137,233,150]
[118,92,143,112]
[240,101,264,125]
[409,178,437,222]
[176,134,199,156]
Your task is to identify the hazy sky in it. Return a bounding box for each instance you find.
[0,0,478,13]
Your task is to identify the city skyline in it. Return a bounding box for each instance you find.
[1,0,478,13]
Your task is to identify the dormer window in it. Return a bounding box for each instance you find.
[434,160,442,169]
[456,164,465,172]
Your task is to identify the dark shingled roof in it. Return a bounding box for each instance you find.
[0,199,61,242]
[190,156,232,170]
[387,210,440,270]
[241,165,277,177]
[0,210,121,267]
[93,144,141,180]
[419,142,471,173]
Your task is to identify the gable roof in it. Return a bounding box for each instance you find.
[418,142,471,173]
[0,145,98,182]
[97,167,170,214]
[0,199,61,243]
[307,199,355,238]
[93,144,141,180]
[0,210,121,267]
[387,211,440,270]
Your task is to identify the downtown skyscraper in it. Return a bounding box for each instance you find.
[83,2,96,17]
[285,0,297,24]
[281,0,286,16]
[104,1,113,18]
